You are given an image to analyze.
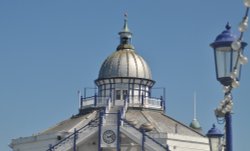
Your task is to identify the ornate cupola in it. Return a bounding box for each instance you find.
[93,15,164,110]
[97,15,152,80]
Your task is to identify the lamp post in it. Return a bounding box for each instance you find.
[209,1,250,150]
[207,124,224,151]
[210,21,248,151]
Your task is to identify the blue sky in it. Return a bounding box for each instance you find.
[0,1,249,151]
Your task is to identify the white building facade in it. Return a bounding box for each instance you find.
[10,17,210,151]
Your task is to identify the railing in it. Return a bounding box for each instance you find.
[146,97,163,109]
[47,117,98,151]
[80,94,164,110]
[80,92,165,110]
[80,96,95,107]
[122,119,170,151]
[80,96,110,109]
[127,95,164,110]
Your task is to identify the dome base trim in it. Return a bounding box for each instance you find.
[95,77,155,87]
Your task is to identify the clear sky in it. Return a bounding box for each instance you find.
[0,1,249,151]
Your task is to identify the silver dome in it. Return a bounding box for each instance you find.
[98,16,152,80]
[98,49,152,80]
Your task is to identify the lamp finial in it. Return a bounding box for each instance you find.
[226,22,231,30]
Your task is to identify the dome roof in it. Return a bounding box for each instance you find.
[214,23,236,43]
[98,49,152,80]
[97,15,152,80]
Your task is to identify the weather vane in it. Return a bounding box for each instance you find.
[124,12,128,20]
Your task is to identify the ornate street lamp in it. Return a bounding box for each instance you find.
[209,1,250,151]
[210,23,247,87]
[207,124,224,151]
[210,23,248,151]
[210,19,249,151]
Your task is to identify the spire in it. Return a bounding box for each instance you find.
[119,13,133,45]
[190,91,202,131]
[193,91,197,120]
[123,13,130,32]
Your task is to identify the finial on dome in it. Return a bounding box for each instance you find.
[119,13,132,45]
[123,13,130,32]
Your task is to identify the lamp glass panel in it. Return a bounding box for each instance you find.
[215,47,232,79]
[209,137,220,151]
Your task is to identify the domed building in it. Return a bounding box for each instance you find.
[93,17,157,111]
[10,17,210,151]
